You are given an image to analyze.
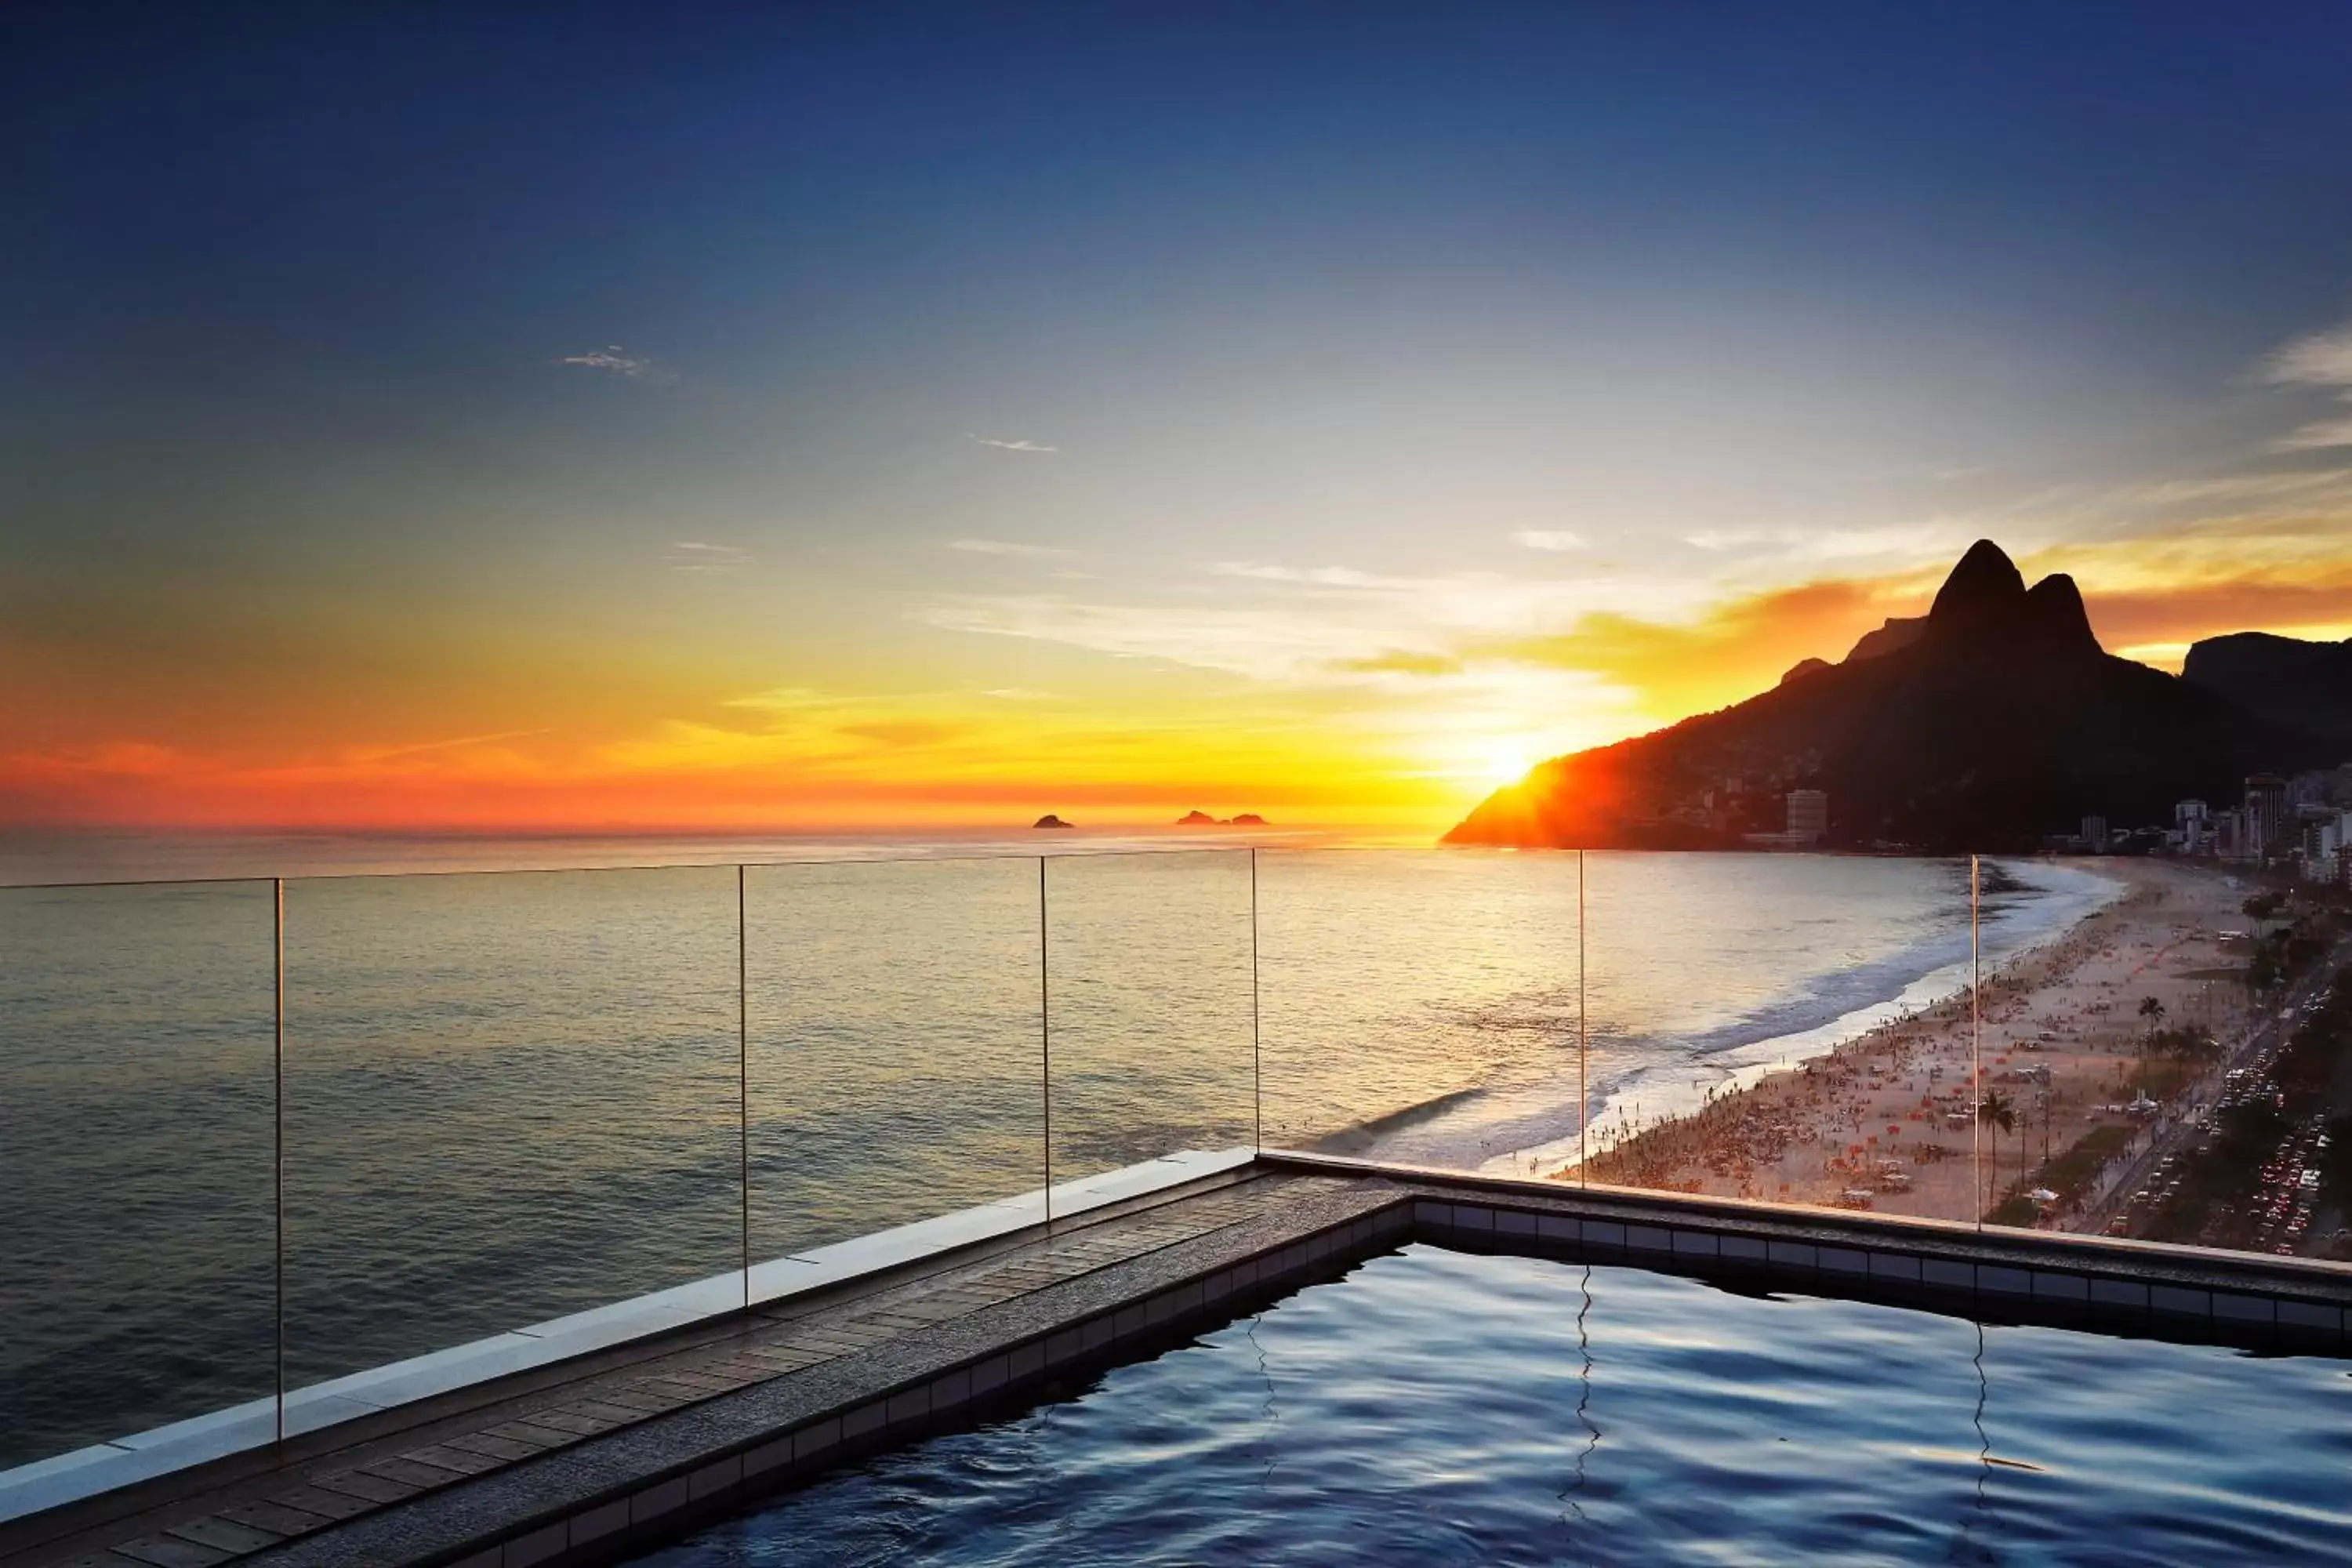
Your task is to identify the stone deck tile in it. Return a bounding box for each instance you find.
[234,1175,1384,1568]
[5,1170,1303,1568]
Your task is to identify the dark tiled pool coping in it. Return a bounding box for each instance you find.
[19,1158,2350,1568]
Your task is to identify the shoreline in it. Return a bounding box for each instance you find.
[1562,858,2252,1225]
[1480,858,2122,1178]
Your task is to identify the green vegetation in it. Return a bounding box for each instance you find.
[1978,1090,2016,1210]
[1987,1193,2040,1227]
[2125,1058,2197,1101]
[2031,1123,2134,1208]
[2138,1025,2220,1063]
[2245,907,2338,997]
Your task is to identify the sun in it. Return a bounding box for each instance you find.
[1479,739,1541,787]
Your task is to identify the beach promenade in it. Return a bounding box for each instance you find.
[1576,860,2256,1225]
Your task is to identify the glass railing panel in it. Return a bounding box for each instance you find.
[1044,849,1255,1185]
[1257,847,1586,1176]
[0,879,276,1467]
[281,865,739,1404]
[2029,870,2347,1254]
[743,856,1043,1273]
[1574,851,2000,1217]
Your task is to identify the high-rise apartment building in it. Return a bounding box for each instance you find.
[1784,789,1828,843]
[2245,774,2288,856]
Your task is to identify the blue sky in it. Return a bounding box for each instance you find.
[7,3,2352,826]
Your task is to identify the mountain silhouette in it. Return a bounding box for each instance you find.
[2183,631,2352,754]
[1446,539,2325,853]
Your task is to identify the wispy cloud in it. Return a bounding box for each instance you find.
[2265,324,2352,387]
[355,728,554,763]
[2127,469,2352,506]
[1207,562,1417,590]
[1338,649,1467,677]
[557,346,676,385]
[2272,416,2352,454]
[2260,321,2352,451]
[948,538,1076,558]
[910,557,1707,690]
[909,595,1399,681]
[967,434,1059,454]
[1510,529,1587,551]
[666,541,752,572]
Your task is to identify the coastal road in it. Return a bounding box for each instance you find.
[2072,936,2352,1236]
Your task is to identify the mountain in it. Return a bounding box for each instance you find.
[2183,632,2352,755]
[1844,615,1926,662]
[1446,540,2325,853]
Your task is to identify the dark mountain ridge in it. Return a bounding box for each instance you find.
[1446,541,2328,854]
[2183,631,2352,754]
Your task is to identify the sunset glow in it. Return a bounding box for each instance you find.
[6,9,2351,837]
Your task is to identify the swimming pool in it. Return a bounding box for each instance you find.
[633,1243,2352,1566]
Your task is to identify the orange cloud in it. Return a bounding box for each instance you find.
[1471,579,1922,720]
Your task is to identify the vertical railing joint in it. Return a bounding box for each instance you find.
[1971,854,1982,1234]
[272,877,285,1446]
[1250,847,1261,1153]
[1040,856,1052,1229]
[738,864,750,1309]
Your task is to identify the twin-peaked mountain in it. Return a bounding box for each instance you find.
[1445,540,2330,853]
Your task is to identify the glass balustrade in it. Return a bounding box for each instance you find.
[2,840,2340,1492]
[278,865,740,1424]
[0,878,278,1468]
[1041,850,1257,1187]
[744,856,1044,1289]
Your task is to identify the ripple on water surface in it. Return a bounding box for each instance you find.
[637,1245,2352,1567]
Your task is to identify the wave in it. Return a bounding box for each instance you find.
[1318,859,2124,1175]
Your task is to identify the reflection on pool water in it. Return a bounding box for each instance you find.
[637,1245,2352,1566]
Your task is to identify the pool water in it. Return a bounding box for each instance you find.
[637,1245,2352,1566]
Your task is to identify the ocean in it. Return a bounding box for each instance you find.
[0,832,2117,1467]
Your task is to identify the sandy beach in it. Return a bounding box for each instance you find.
[1571,858,2255,1225]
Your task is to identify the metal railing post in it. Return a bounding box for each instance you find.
[272,877,285,1445]
[1040,855,1052,1229]
[1972,854,1982,1233]
[1250,848,1261,1152]
[738,864,750,1308]
[1579,850,1588,1189]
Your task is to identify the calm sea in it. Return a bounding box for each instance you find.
[0,831,2115,1466]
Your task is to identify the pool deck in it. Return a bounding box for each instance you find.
[9,1156,2350,1568]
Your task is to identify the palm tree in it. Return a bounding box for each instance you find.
[2138,996,2166,1054]
[1978,1090,2017,1210]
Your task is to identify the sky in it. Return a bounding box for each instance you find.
[6,2,2352,833]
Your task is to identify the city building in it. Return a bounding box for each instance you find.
[2080,815,2109,853]
[2299,808,2352,883]
[1784,789,1828,844]
[2245,774,2288,858]
[2215,808,2250,861]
